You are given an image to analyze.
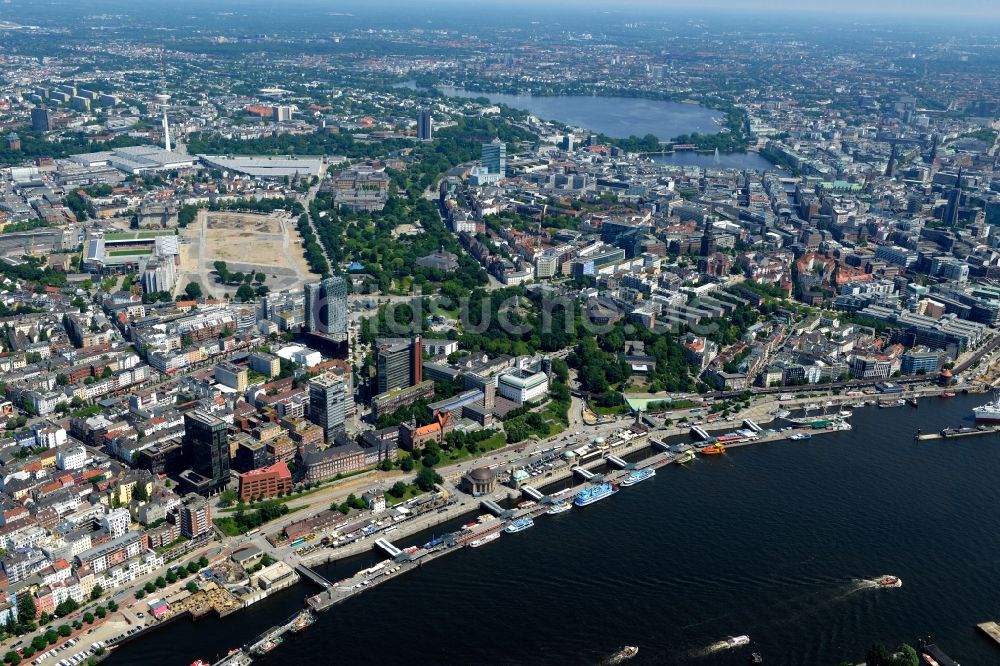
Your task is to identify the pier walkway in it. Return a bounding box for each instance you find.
[295,564,334,588]
[606,455,628,468]
[690,425,711,440]
[372,538,402,558]
[479,499,507,516]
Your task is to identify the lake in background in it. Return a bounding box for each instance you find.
[651,151,776,171]
[396,81,723,141]
[109,394,1000,666]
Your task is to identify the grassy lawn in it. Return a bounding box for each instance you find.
[109,248,153,257]
[215,505,306,536]
[105,230,175,241]
[384,483,422,506]
[592,403,629,416]
[438,431,508,465]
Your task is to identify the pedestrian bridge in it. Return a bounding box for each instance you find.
[743,419,762,432]
[606,455,627,468]
[650,439,671,452]
[573,467,596,480]
[480,499,506,516]
[522,485,544,501]
[373,538,402,558]
[295,563,333,588]
[690,425,711,440]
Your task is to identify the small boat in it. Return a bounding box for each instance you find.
[546,501,572,515]
[749,653,763,664]
[699,442,725,455]
[469,532,501,548]
[908,397,919,407]
[727,635,751,648]
[789,432,812,441]
[604,645,639,664]
[940,392,957,398]
[838,410,852,418]
[875,575,902,588]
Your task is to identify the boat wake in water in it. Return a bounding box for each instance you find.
[675,578,895,660]
[685,635,750,659]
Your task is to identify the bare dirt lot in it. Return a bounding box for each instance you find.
[175,210,319,298]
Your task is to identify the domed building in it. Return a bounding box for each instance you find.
[461,466,497,496]
[939,368,954,387]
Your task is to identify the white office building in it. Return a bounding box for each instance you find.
[497,368,549,404]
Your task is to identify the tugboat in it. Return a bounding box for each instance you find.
[254,636,284,656]
[604,645,639,664]
[292,610,316,632]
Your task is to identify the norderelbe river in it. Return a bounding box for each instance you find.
[109,394,1000,665]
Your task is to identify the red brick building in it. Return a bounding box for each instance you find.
[238,460,293,502]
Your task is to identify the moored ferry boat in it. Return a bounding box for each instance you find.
[675,450,696,464]
[503,517,534,533]
[546,500,572,515]
[699,442,726,455]
[727,635,751,648]
[620,468,655,486]
[470,532,501,547]
[574,482,619,506]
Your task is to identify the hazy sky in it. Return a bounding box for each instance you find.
[499,0,1000,18]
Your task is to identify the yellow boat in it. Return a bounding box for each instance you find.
[699,442,726,455]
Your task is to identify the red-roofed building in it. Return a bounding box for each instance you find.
[238,460,292,502]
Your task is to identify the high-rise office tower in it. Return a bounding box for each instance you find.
[308,374,349,442]
[304,275,348,336]
[273,106,292,122]
[181,410,231,494]
[417,109,433,141]
[482,138,506,176]
[375,336,422,395]
[946,168,963,228]
[31,108,50,132]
